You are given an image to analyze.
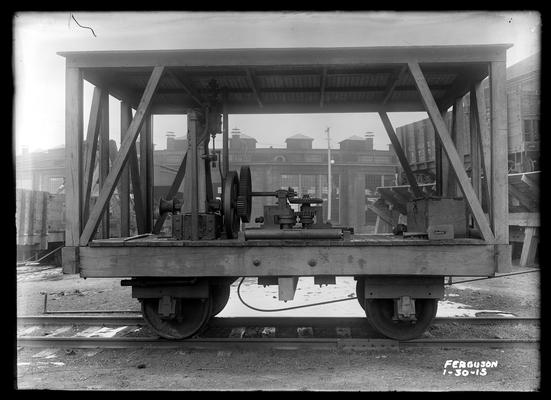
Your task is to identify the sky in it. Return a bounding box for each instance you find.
[13,11,541,154]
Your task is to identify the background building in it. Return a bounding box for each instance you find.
[395,52,540,181]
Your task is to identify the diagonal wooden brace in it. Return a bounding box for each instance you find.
[379,111,424,198]
[79,66,165,245]
[408,61,494,242]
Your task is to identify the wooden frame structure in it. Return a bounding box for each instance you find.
[59,44,512,277]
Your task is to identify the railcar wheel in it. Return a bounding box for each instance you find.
[141,297,212,339]
[364,298,438,340]
[210,284,231,317]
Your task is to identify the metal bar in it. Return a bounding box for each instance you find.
[222,92,229,178]
[189,112,199,240]
[243,229,343,240]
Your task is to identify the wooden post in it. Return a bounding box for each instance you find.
[99,90,110,239]
[79,66,164,245]
[469,90,481,200]
[489,61,511,272]
[379,112,423,198]
[519,227,538,267]
[408,62,494,242]
[63,66,83,273]
[140,115,154,232]
[447,98,465,197]
[472,82,492,217]
[82,87,103,225]
[120,102,131,237]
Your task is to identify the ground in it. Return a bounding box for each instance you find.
[15,262,541,391]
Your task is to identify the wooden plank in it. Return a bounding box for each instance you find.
[509,185,536,210]
[508,212,539,227]
[64,67,83,247]
[189,112,199,240]
[489,61,509,246]
[469,89,481,200]
[98,90,110,239]
[473,82,492,215]
[60,44,510,68]
[222,96,229,178]
[62,246,79,274]
[78,243,496,278]
[379,112,423,198]
[79,66,164,246]
[521,173,539,194]
[519,227,538,267]
[129,136,145,234]
[408,61,494,243]
[152,151,188,234]
[82,86,103,224]
[367,202,398,226]
[278,277,299,301]
[120,102,131,237]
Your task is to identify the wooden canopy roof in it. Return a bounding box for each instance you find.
[58,44,511,114]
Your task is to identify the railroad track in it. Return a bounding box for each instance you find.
[17,315,539,351]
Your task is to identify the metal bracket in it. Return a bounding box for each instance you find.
[158,295,177,318]
[393,296,417,321]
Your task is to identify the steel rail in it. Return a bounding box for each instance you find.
[16,335,539,351]
[17,315,540,327]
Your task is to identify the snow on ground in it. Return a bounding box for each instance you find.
[217,277,515,318]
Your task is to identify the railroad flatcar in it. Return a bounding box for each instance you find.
[58,45,511,340]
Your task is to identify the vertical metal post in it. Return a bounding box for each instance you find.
[326,127,332,222]
[222,94,229,179]
[189,111,199,240]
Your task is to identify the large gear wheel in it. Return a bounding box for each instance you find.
[236,165,252,223]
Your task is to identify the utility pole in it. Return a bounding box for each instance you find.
[326,127,332,222]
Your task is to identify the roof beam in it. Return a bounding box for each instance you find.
[381,65,407,105]
[165,69,204,108]
[320,67,328,108]
[246,68,263,108]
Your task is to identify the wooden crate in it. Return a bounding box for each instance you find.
[406,197,467,238]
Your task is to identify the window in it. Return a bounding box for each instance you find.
[523,119,540,142]
[46,177,64,194]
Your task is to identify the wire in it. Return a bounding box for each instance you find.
[237,277,357,312]
[237,268,540,311]
[71,14,97,37]
[446,268,540,286]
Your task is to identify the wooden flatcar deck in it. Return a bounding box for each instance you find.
[80,234,496,279]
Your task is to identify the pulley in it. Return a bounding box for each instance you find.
[236,165,252,222]
[223,170,240,238]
